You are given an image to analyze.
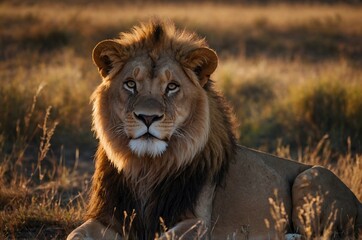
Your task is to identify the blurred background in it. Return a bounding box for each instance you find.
[0,0,361,239]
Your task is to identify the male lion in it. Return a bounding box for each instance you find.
[68,20,362,239]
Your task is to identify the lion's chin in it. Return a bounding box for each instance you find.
[128,138,168,158]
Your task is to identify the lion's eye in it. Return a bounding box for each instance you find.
[166,82,179,95]
[124,80,136,93]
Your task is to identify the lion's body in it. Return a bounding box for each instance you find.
[213,146,362,238]
[212,146,307,239]
[67,20,362,240]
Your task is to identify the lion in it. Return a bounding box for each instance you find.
[67,20,362,240]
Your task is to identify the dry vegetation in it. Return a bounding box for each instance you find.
[0,1,361,239]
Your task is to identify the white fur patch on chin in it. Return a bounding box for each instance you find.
[128,139,168,158]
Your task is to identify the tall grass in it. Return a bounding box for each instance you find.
[1,3,361,61]
[216,58,362,153]
[1,2,361,152]
[0,50,97,150]
[0,89,87,239]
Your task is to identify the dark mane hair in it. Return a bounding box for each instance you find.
[87,20,238,238]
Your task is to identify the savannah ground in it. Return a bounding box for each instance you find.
[0,1,361,239]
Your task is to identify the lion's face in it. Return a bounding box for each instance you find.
[91,22,219,175]
[111,55,207,158]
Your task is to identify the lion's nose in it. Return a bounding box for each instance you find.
[134,113,163,127]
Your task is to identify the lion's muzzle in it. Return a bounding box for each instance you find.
[134,113,164,128]
[126,96,172,157]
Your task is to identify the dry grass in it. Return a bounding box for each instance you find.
[1,2,362,61]
[217,58,362,153]
[1,3,361,30]
[0,1,361,239]
[0,91,89,239]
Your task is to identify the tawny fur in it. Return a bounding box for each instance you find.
[86,20,236,238]
[67,20,362,240]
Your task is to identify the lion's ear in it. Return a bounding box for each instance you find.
[92,40,123,79]
[185,47,218,86]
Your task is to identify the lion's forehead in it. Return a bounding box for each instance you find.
[123,56,185,83]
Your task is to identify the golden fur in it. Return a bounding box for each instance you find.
[67,20,362,240]
[90,20,234,196]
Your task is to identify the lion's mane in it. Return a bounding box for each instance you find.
[87,20,237,238]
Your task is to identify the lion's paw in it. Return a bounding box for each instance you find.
[66,232,93,240]
[285,233,302,240]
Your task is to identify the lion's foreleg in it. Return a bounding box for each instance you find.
[158,183,214,239]
[67,219,121,240]
[158,218,209,240]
